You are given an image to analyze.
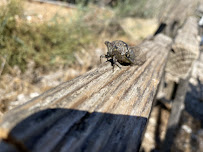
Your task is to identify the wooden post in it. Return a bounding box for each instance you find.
[162,72,191,152]
[165,17,199,83]
[161,16,200,152]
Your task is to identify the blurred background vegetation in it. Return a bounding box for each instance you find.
[0,0,95,73]
[0,0,166,74]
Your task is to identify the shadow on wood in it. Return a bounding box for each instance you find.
[185,77,203,122]
[162,73,191,152]
[0,108,147,152]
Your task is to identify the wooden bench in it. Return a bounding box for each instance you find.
[0,34,172,152]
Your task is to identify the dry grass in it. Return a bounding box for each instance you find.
[0,0,158,120]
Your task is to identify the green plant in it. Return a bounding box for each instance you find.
[0,0,94,73]
[115,0,153,18]
[0,0,25,70]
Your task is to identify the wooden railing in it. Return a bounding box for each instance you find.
[0,34,172,152]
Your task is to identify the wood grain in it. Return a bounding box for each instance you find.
[0,34,172,152]
[162,73,191,152]
[166,16,199,82]
[156,0,199,37]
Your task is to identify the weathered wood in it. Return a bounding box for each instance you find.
[165,16,200,82]
[0,34,172,152]
[185,52,203,122]
[162,72,191,152]
[155,0,199,37]
[0,140,19,152]
[197,2,203,15]
[160,17,200,151]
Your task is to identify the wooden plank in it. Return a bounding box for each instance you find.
[0,34,172,152]
[155,0,199,37]
[160,16,200,151]
[197,2,203,15]
[185,53,203,121]
[165,16,200,82]
[162,72,191,152]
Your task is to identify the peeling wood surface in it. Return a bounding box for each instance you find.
[0,34,172,152]
[166,17,200,82]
